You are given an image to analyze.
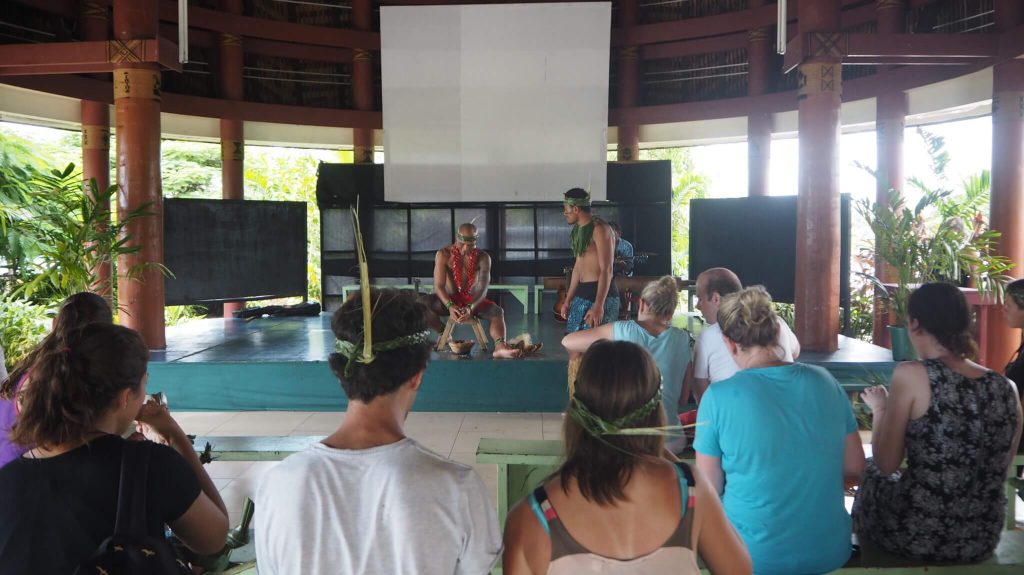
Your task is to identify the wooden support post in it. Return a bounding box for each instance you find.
[987,0,1024,369]
[220,0,245,318]
[81,0,112,295]
[872,0,907,346]
[114,0,165,349]
[794,0,842,352]
[352,0,374,164]
[747,3,772,197]
[616,0,640,162]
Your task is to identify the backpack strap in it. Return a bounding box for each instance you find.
[113,440,151,538]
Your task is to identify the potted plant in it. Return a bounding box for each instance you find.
[858,186,1014,360]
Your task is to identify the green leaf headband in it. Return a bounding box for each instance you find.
[568,389,686,438]
[563,194,591,208]
[457,233,478,243]
[342,200,433,377]
[335,329,433,377]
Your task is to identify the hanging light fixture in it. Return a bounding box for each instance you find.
[179,0,189,63]
[777,0,787,55]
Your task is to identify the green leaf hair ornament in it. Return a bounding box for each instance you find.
[335,199,433,377]
[568,389,690,438]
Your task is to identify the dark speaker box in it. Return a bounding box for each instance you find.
[316,163,384,209]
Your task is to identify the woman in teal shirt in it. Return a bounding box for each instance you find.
[694,286,865,575]
[562,276,692,444]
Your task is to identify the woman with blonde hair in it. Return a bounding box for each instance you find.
[563,276,692,446]
[504,340,750,575]
[694,286,864,575]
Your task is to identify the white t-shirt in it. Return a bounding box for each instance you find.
[693,318,800,384]
[255,438,501,575]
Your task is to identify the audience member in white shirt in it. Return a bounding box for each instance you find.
[689,268,800,402]
[256,289,502,575]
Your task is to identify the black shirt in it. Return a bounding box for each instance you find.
[0,435,200,575]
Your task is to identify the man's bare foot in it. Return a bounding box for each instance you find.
[492,344,522,359]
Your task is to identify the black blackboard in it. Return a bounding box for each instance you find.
[689,195,851,309]
[164,199,307,305]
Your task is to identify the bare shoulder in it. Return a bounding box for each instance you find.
[478,251,492,265]
[891,361,929,391]
[593,219,612,235]
[435,248,449,262]
[505,493,548,551]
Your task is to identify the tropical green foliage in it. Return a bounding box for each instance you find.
[18,170,159,300]
[0,298,50,371]
[165,304,209,326]
[162,141,221,199]
[857,129,1014,327]
[1,130,162,302]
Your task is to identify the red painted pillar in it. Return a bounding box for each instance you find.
[352,0,374,163]
[81,0,112,295]
[794,0,842,352]
[616,0,640,162]
[987,0,1024,368]
[220,0,245,318]
[113,0,165,349]
[872,0,907,346]
[746,4,772,197]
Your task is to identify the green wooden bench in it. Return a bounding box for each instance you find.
[193,436,1022,531]
[475,438,1024,531]
[835,530,1024,573]
[192,436,1022,575]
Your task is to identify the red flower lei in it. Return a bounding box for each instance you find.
[449,245,479,306]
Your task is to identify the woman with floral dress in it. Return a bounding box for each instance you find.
[854,282,1023,562]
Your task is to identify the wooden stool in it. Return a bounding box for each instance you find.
[435,316,489,352]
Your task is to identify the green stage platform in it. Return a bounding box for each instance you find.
[149,305,897,412]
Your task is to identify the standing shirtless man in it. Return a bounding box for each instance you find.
[424,223,521,359]
[559,188,620,334]
[560,188,618,390]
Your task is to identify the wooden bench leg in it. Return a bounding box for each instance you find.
[436,319,455,351]
[472,319,489,351]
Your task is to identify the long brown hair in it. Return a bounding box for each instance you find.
[907,282,977,359]
[11,323,148,448]
[560,340,665,505]
[0,292,113,399]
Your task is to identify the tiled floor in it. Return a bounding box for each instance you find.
[174,411,1024,530]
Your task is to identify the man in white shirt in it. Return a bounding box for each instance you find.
[690,268,800,401]
[256,289,502,575]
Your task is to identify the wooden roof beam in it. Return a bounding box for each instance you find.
[783,33,998,72]
[155,1,380,51]
[0,38,181,76]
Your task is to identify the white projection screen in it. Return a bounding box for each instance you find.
[380,3,610,202]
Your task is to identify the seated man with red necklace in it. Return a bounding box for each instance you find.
[424,223,521,359]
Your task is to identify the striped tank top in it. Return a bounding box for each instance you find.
[527,462,701,575]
